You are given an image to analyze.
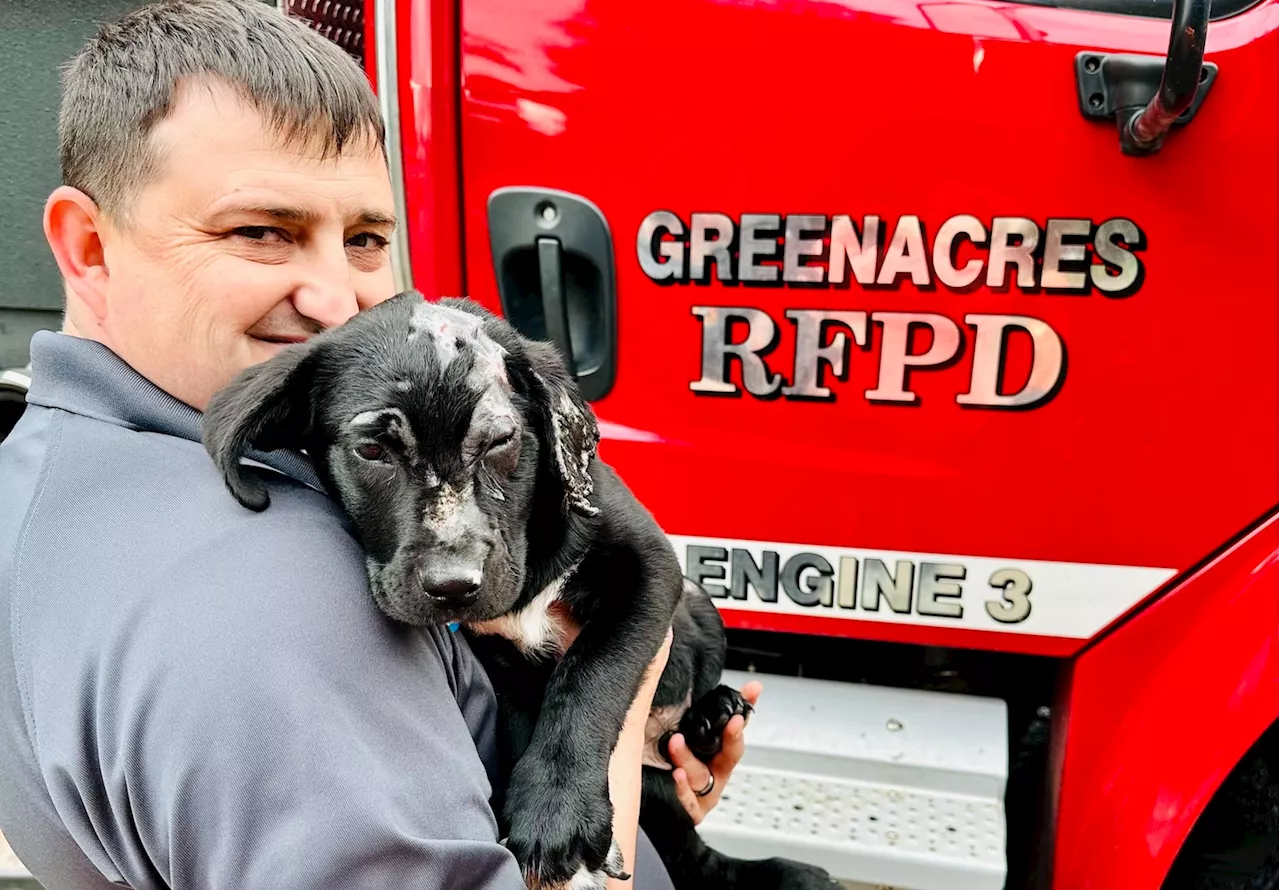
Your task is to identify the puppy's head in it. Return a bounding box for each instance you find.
[202,292,600,626]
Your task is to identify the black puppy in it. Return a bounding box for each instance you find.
[202,292,836,890]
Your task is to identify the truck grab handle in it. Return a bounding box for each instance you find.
[1123,0,1212,153]
[1074,0,1218,156]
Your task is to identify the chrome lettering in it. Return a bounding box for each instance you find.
[686,545,729,598]
[689,212,735,282]
[1092,218,1145,295]
[1041,218,1091,290]
[865,312,962,404]
[837,555,858,609]
[739,214,781,283]
[828,215,880,286]
[958,314,1065,409]
[986,217,1040,289]
[917,563,966,618]
[690,307,1065,408]
[783,309,868,400]
[636,212,1146,296]
[860,559,914,614]
[781,553,834,607]
[636,211,685,280]
[933,214,987,289]
[877,214,930,287]
[782,215,827,284]
[680,547,1039,628]
[985,568,1033,623]
[731,549,779,602]
[689,306,783,397]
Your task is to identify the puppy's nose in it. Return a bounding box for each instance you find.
[420,568,482,604]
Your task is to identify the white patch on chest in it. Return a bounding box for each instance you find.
[566,862,607,890]
[466,569,577,659]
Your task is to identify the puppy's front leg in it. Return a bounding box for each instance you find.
[502,553,680,890]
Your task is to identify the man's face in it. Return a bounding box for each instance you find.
[98,81,397,410]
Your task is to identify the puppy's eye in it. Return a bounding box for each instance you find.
[354,442,388,462]
[486,431,516,454]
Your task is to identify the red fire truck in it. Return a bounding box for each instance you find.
[1,0,1275,887]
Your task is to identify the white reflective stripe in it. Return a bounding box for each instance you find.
[669,534,1177,639]
[373,0,414,293]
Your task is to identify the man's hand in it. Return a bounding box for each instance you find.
[665,679,762,824]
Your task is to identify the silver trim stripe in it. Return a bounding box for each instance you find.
[671,534,1177,640]
[373,0,415,293]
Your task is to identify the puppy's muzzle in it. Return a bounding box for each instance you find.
[419,563,484,605]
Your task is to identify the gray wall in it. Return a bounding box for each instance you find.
[0,0,276,370]
[0,1,160,367]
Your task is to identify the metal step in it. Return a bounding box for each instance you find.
[697,670,1009,890]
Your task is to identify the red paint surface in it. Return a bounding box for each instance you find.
[720,608,1082,656]
[362,1,377,90]
[396,0,464,298]
[1052,514,1279,889]
[387,1,1280,883]
[433,0,1279,655]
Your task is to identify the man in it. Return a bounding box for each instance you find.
[0,1,750,887]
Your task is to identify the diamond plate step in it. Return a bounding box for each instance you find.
[697,670,1009,890]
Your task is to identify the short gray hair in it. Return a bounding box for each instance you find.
[58,0,386,222]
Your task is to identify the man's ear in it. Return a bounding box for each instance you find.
[513,337,601,517]
[201,343,316,512]
[44,186,110,323]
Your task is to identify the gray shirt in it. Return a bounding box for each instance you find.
[0,331,672,890]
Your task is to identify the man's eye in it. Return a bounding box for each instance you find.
[347,232,390,250]
[233,226,287,242]
[354,442,388,462]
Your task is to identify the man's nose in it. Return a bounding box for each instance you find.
[291,247,360,328]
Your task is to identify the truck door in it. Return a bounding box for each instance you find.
[453,0,1278,657]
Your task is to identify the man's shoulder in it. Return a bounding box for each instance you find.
[26,399,347,548]
[3,402,402,660]
[2,401,478,728]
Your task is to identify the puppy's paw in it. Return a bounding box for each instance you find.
[677,684,753,762]
[504,760,627,890]
[768,858,843,889]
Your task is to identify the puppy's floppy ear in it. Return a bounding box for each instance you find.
[201,342,316,512]
[516,337,601,517]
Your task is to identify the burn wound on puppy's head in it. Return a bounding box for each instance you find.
[473,386,517,427]
[409,301,509,386]
[423,480,473,529]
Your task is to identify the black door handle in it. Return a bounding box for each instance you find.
[487,187,617,402]
[536,236,574,369]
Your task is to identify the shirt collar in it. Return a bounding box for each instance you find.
[24,330,323,493]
